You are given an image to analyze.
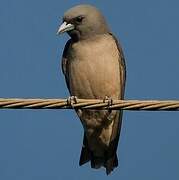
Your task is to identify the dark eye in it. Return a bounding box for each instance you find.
[75,16,84,23]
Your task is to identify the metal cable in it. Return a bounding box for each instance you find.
[0,98,178,111]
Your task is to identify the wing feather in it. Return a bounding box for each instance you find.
[61,39,72,93]
[105,33,126,171]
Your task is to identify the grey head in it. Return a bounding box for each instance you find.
[57,4,110,41]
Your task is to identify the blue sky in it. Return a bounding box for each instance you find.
[0,0,179,179]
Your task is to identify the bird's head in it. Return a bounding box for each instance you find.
[57,4,109,41]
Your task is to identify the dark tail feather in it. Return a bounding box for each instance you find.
[79,135,105,168]
[90,154,104,169]
[105,153,118,175]
[80,148,118,175]
[79,134,90,166]
[79,134,119,175]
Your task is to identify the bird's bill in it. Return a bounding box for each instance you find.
[57,22,75,34]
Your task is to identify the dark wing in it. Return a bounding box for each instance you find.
[61,39,72,94]
[105,33,126,174]
[109,33,126,97]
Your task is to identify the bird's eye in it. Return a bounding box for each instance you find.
[76,16,84,23]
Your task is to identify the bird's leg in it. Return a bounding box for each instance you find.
[67,96,78,108]
[103,96,113,108]
[103,96,115,122]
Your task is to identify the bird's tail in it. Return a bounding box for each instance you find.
[104,153,118,175]
[79,135,118,175]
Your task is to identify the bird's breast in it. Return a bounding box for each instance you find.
[68,35,121,99]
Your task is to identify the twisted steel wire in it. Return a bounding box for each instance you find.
[0,98,178,111]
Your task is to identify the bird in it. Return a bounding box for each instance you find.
[57,4,126,175]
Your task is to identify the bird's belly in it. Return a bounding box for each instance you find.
[69,57,120,99]
[69,60,95,98]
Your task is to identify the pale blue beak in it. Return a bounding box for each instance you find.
[57,21,75,34]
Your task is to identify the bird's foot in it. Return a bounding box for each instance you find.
[103,96,113,108]
[103,96,114,121]
[67,96,78,108]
